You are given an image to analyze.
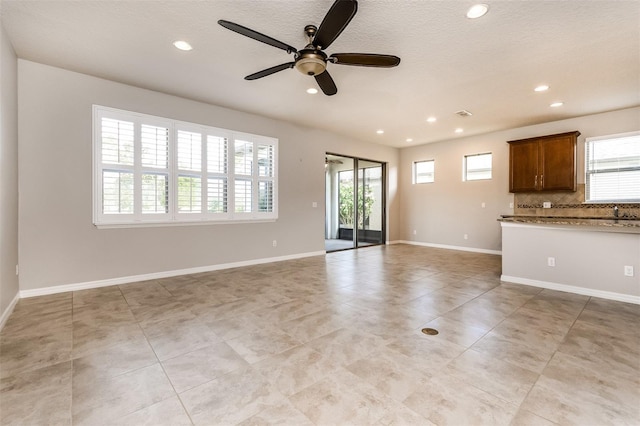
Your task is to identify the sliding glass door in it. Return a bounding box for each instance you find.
[356,160,384,247]
[325,154,385,252]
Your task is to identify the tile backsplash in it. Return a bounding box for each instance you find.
[514,184,640,218]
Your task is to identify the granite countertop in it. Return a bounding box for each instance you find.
[498,215,640,230]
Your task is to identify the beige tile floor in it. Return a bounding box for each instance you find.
[1,244,639,425]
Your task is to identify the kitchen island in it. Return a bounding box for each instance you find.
[499,216,640,303]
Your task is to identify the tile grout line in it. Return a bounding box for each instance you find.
[413,278,544,423]
[508,295,593,425]
[129,293,197,426]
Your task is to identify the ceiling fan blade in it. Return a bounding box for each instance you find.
[245,62,295,80]
[315,70,338,96]
[330,53,401,67]
[218,20,297,54]
[313,0,358,50]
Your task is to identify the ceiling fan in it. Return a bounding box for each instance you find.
[218,0,400,96]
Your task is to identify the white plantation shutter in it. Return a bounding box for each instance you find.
[177,130,203,214]
[96,111,172,223]
[177,176,202,213]
[93,106,277,227]
[207,135,227,174]
[207,178,227,213]
[258,144,275,212]
[141,124,169,214]
[142,173,168,214]
[231,135,278,218]
[207,135,228,213]
[234,140,253,175]
[101,118,134,165]
[100,118,135,214]
[141,125,169,168]
[258,181,273,212]
[177,130,202,172]
[235,179,252,213]
[100,117,134,217]
[258,144,274,177]
[586,132,640,202]
[234,140,254,214]
[102,170,134,213]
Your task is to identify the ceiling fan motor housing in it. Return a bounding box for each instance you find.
[295,49,328,76]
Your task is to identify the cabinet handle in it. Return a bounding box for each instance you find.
[535,175,538,188]
[541,174,544,188]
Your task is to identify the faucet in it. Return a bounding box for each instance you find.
[613,205,619,218]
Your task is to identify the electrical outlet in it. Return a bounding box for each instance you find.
[464,234,468,240]
[481,202,486,208]
[547,257,555,267]
[15,264,19,276]
[312,201,318,208]
[624,266,634,277]
[509,202,514,209]
[543,201,552,208]
[272,240,277,247]
[413,230,417,235]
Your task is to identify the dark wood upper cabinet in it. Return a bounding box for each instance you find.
[508,131,580,193]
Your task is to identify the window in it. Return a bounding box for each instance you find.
[464,152,492,181]
[93,106,278,227]
[585,131,640,202]
[414,160,435,184]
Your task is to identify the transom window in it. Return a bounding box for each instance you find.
[464,152,492,181]
[93,105,278,227]
[414,160,435,184]
[585,131,640,202]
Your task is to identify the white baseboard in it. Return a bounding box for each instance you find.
[397,240,502,255]
[19,250,326,299]
[0,291,20,332]
[501,275,640,305]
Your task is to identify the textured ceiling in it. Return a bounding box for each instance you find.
[2,0,639,147]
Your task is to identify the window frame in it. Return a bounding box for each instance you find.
[463,152,493,182]
[584,131,640,203]
[93,105,278,228]
[413,159,435,184]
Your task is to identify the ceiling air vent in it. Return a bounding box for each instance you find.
[455,110,473,117]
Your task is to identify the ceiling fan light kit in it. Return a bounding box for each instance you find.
[218,0,400,96]
[294,50,328,76]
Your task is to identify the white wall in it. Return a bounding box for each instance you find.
[501,222,640,302]
[399,107,640,252]
[0,23,19,323]
[18,60,399,293]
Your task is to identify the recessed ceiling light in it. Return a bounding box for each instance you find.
[376,130,384,134]
[426,117,437,123]
[534,85,549,92]
[406,138,413,143]
[455,128,464,133]
[466,4,489,19]
[173,40,193,51]
[550,102,564,107]
[306,88,318,94]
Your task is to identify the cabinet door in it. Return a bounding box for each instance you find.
[509,141,538,192]
[539,134,576,191]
